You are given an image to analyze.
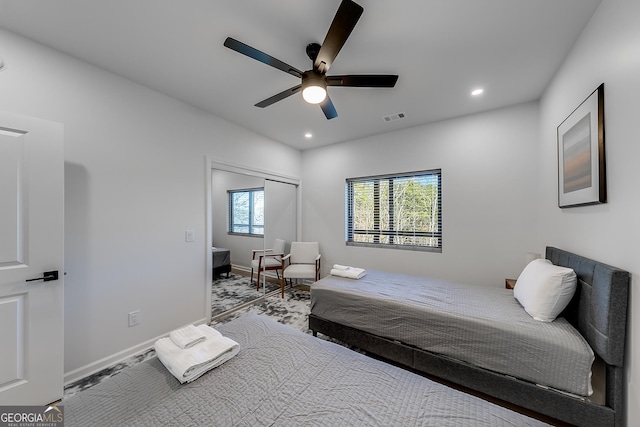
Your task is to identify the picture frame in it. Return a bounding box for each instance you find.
[557,83,606,208]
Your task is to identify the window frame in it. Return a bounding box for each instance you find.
[228,187,264,236]
[345,169,442,252]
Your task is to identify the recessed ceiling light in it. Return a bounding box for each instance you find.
[304,133,312,138]
[471,88,484,96]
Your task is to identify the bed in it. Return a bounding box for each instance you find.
[309,247,630,427]
[212,246,231,278]
[62,314,550,426]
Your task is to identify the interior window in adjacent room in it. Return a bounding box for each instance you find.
[228,188,264,235]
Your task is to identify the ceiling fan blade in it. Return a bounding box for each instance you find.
[327,74,399,87]
[320,96,338,120]
[224,37,304,78]
[255,85,302,108]
[314,0,364,74]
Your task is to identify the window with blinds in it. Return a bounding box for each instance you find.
[228,188,264,235]
[345,170,442,252]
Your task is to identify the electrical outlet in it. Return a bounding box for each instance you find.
[128,310,140,327]
[185,230,194,242]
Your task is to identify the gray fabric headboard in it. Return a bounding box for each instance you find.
[546,246,629,367]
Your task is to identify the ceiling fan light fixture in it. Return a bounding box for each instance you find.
[302,85,326,104]
[302,72,327,104]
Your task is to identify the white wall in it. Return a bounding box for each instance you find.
[301,101,540,287]
[537,0,640,423]
[0,28,302,382]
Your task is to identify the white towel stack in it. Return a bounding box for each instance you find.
[169,324,207,349]
[155,324,239,384]
[330,264,366,279]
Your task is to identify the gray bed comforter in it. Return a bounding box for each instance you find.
[63,314,549,426]
[310,270,594,396]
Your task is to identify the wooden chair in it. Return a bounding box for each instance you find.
[251,239,286,290]
[280,242,321,298]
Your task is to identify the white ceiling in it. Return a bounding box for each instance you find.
[0,0,601,150]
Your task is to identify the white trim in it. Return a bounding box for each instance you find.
[63,317,209,385]
[205,157,214,320]
[208,157,300,186]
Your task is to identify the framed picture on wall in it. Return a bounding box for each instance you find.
[557,83,606,208]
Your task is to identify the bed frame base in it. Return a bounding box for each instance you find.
[309,314,616,427]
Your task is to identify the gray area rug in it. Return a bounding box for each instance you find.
[211,273,280,317]
[213,286,311,332]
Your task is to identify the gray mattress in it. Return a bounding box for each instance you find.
[310,270,594,396]
[213,247,231,268]
[63,314,549,426]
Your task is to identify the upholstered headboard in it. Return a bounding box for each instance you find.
[546,247,629,367]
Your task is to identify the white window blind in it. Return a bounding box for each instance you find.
[346,169,442,252]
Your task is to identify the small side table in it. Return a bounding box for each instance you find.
[505,278,517,290]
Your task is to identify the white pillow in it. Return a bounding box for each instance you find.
[514,258,577,322]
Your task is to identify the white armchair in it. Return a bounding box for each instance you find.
[251,239,286,291]
[280,242,321,298]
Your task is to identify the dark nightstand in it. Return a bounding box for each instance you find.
[505,278,517,289]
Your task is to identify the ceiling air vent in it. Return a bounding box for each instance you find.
[382,112,406,123]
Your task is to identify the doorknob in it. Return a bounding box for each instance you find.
[26,270,59,282]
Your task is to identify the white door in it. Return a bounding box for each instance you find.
[0,111,64,405]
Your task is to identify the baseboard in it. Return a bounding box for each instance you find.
[63,316,209,386]
[231,265,251,276]
[231,265,282,284]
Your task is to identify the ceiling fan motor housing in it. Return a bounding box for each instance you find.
[306,43,321,62]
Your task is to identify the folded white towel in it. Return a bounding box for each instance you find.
[332,264,351,271]
[155,324,239,383]
[170,324,209,349]
[330,267,366,279]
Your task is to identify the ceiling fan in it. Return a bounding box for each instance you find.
[223,0,398,120]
